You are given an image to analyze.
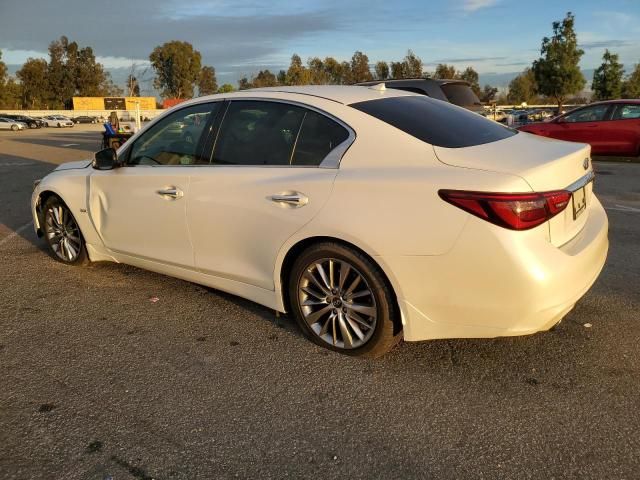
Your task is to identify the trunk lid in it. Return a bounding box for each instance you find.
[433,132,594,246]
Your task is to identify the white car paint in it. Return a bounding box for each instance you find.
[0,117,25,130]
[31,86,608,343]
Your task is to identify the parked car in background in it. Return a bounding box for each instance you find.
[519,100,640,156]
[0,114,43,129]
[32,86,608,357]
[72,115,97,124]
[43,115,74,128]
[356,78,485,114]
[0,117,26,131]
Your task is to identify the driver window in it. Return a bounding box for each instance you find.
[563,104,609,123]
[128,102,218,166]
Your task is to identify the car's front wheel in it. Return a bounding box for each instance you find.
[42,196,89,265]
[10,125,18,131]
[288,242,401,357]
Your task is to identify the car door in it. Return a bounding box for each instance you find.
[550,104,610,153]
[187,99,353,290]
[603,103,640,155]
[89,101,220,267]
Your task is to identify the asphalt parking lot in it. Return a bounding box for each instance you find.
[1,126,639,480]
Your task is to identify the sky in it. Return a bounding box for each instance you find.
[1,0,639,93]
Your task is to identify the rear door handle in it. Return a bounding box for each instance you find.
[269,192,308,207]
[157,187,184,199]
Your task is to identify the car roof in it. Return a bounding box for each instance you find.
[214,85,417,105]
[357,78,471,87]
[588,99,640,106]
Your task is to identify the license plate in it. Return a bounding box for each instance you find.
[572,187,587,220]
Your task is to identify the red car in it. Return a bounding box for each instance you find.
[518,99,640,156]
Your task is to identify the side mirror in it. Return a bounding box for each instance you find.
[555,116,566,124]
[92,148,120,170]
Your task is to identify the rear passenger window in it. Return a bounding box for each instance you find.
[292,111,349,166]
[213,101,305,166]
[212,101,350,167]
[612,104,640,120]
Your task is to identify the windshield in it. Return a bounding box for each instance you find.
[350,95,517,148]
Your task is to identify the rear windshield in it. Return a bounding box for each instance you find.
[350,95,517,148]
[440,83,482,107]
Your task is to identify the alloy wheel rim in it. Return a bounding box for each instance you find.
[298,258,377,349]
[44,205,81,262]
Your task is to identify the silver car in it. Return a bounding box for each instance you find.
[0,117,25,131]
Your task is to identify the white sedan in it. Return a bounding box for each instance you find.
[31,86,608,357]
[0,117,25,130]
[43,115,74,128]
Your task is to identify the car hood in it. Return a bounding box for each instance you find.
[54,159,92,171]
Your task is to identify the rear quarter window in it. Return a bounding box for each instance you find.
[350,95,517,148]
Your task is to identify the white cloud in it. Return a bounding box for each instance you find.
[462,0,499,12]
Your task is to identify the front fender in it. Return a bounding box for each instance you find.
[32,170,104,250]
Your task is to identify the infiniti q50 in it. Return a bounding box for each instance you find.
[31,86,608,357]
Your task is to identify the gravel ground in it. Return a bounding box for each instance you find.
[1,126,639,479]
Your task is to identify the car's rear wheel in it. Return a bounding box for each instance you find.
[288,242,401,357]
[42,196,89,266]
[29,123,37,129]
[57,123,61,128]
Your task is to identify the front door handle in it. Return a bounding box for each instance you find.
[269,192,309,207]
[157,187,184,199]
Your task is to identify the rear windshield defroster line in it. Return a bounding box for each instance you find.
[350,95,517,148]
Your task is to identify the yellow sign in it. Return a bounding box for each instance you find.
[72,97,157,110]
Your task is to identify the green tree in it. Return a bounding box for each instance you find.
[150,40,202,99]
[349,51,372,83]
[47,37,72,108]
[0,78,22,109]
[592,49,624,100]
[375,61,389,80]
[532,12,585,111]
[390,61,406,79]
[458,66,481,96]
[252,69,278,88]
[17,58,49,108]
[218,83,234,93]
[286,54,311,85]
[480,84,498,103]
[434,64,457,79]
[0,50,7,88]
[198,66,218,96]
[322,57,345,84]
[508,68,538,104]
[622,63,640,98]
[127,74,140,97]
[403,50,423,78]
[277,70,287,85]
[307,57,328,84]
[238,76,251,90]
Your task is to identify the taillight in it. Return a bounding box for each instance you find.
[439,189,571,230]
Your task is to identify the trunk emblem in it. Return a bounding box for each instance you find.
[583,158,590,170]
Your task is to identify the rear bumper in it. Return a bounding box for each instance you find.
[382,196,609,341]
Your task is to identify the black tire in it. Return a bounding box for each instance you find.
[41,196,89,266]
[57,123,61,128]
[10,124,18,131]
[29,123,37,129]
[288,242,401,357]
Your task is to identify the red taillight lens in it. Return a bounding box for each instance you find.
[439,189,572,230]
